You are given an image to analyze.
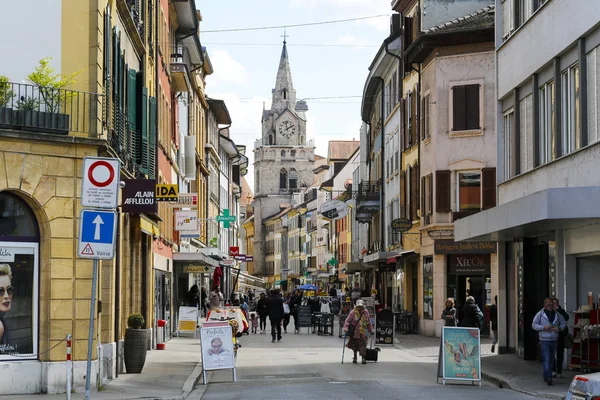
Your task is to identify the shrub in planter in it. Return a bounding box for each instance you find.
[124,313,148,373]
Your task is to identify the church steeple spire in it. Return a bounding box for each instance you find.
[272,34,296,111]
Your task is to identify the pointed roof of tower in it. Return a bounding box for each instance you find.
[274,40,294,92]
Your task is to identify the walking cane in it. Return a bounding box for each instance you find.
[341,333,347,364]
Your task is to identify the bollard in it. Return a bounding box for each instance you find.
[66,333,72,400]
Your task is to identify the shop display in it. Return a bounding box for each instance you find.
[570,305,600,372]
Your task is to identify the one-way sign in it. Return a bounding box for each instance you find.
[78,209,117,260]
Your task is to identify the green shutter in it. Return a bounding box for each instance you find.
[140,87,148,174]
[127,69,137,162]
[148,96,157,179]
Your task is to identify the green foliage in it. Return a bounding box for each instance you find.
[16,97,40,111]
[210,237,218,247]
[27,58,81,112]
[0,76,13,106]
[127,313,145,329]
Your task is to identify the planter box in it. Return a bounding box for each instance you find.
[0,107,69,135]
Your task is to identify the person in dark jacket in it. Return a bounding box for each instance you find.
[200,287,208,317]
[266,290,285,342]
[290,289,303,334]
[187,285,200,308]
[256,293,268,334]
[490,296,498,353]
[442,298,458,326]
[460,296,480,328]
[553,297,570,378]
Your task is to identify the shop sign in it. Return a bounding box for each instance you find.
[391,218,412,233]
[448,254,490,274]
[121,179,157,214]
[245,255,254,262]
[319,199,349,221]
[229,247,239,257]
[183,265,212,273]
[166,193,198,208]
[434,240,497,254]
[156,184,179,201]
[328,274,338,284]
[439,327,481,383]
[0,247,15,262]
[175,211,199,232]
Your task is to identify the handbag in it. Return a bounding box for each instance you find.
[346,311,364,337]
[283,303,290,314]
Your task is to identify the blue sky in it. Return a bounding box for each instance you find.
[197,0,392,189]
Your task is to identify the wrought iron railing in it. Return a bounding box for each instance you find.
[170,45,193,75]
[0,81,103,137]
[356,180,381,203]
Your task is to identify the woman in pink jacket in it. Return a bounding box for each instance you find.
[343,299,374,364]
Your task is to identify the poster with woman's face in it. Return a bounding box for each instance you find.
[0,244,37,359]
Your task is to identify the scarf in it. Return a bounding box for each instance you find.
[543,309,556,324]
[353,308,368,336]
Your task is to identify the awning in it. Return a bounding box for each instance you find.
[341,262,369,272]
[386,250,416,264]
[455,187,600,241]
[140,215,160,236]
[362,249,415,265]
[173,251,220,267]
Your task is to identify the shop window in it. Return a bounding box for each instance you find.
[0,192,39,239]
[423,257,434,320]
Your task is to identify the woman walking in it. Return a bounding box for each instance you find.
[442,298,458,326]
[343,299,374,364]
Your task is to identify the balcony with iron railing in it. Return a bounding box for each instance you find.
[355,180,381,222]
[170,46,192,92]
[0,81,103,137]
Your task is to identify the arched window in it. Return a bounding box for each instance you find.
[290,150,296,157]
[281,150,286,157]
[268,135,273,145]
[282,89,288,100]
[289,168,298,189]
[280,169,288,189]
[299,150,305,158]
[0,192,39,240]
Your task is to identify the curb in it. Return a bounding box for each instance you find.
[481,372,566,400]
[182,361,206,399]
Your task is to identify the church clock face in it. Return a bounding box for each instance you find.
[279,121,296,138]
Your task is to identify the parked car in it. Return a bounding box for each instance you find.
[567,373,600,400]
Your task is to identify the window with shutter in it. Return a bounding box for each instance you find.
[140,87,149,174]
[410,166,418,221]
[482,167,496,209]
[400,170,406,219]
[435,170,451,213]
[411,88,417,143]
[452,84,481,131]
[428,173,433,215]
[420,176,425,219]
[148,96,157,179]
[407,91,413,147]
[127,69,138,163]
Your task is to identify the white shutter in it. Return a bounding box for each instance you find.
[184,135,197,180]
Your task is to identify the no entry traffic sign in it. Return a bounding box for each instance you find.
[81,157,121,208]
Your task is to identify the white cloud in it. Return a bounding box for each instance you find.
[208,50,248,87]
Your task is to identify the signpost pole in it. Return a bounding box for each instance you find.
[84,259,98,400]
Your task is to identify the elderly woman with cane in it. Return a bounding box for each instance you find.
[343,299,374,364]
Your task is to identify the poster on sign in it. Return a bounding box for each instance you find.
[200,321,236,383]
[177,306,198,337]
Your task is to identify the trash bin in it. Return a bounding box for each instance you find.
[157,319,167,350]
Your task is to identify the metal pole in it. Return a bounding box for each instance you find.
[66,333,72,400]
[85,259,98,400]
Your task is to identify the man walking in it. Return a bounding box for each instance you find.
[532,298,566,386]
[553,297,570,378]
[266,290,284,343]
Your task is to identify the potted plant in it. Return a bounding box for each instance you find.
[0,75,14,126]
[124,313,148,373]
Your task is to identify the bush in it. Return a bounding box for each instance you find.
[127,313,145,329]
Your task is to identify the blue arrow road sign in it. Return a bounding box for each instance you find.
[78,209,117,260]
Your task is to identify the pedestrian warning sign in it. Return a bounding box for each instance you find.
[81,243,94,255]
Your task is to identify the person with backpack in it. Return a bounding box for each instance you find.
[460,296,484,329]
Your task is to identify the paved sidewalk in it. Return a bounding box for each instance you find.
[3,336,205,400]
[394,332,574,400]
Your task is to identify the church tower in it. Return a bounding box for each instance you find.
[252,40,315,277]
